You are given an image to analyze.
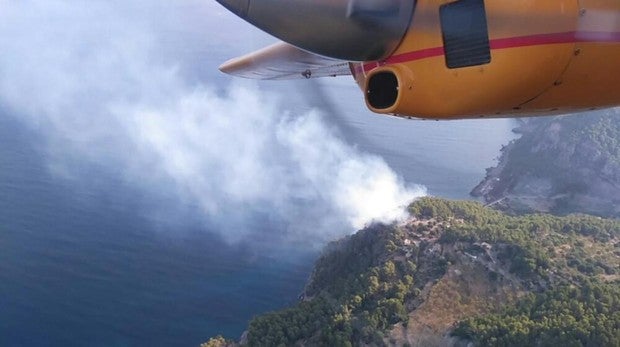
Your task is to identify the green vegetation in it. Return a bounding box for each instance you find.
[505,113,620,180]
[453,282,620,346]
[247,223,423,346]
[475,112,620,217]
[410,198,618,282]
[566,112,620,165]
[212,198,619,346]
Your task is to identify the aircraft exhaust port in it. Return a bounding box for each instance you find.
[367,71,399,110]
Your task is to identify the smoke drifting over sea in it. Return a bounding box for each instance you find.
[0,0,425,243]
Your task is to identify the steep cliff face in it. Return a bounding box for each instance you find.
[204,198,620,347]
[472,110,620,218]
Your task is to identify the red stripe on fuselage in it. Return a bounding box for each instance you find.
[361,31,620,73]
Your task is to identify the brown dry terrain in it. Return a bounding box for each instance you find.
[389,259,521,347]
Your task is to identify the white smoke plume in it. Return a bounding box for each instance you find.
[0,0,425,243]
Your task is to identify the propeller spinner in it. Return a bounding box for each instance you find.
[215,0,415,61]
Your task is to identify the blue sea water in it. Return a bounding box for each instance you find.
[0,107,516,346]
[0,3,519,345]
[0,113,316,346]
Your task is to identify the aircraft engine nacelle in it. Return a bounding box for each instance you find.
[215,0,415,61]
[354,0,620,119]
[217,0,620,119]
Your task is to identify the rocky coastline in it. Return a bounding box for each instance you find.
[472,111,620,218]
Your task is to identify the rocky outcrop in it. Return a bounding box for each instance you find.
[472,110,620,218]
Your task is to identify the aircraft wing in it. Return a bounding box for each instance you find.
[218,42,352,80]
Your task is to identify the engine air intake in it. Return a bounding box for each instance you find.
[367,71,399,110]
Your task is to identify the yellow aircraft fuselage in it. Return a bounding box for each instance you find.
[352,0,620,119]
